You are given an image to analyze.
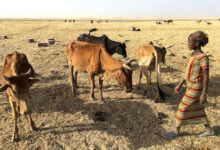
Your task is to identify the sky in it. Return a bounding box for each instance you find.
[1,0,219,19]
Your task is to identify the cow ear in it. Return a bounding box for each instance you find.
[4,75,17,84]
[0,84,11,92]
[122,43,126,48]
[28,78,40,87]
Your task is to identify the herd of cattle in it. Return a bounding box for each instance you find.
[0,28,175,142]
[62,19,216,25]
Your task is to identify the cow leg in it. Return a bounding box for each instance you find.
[137,68,143,89]
[142,66,151,97]
[89,73,95,100]
[98,76,104,101]
[149,70,152,84]
[9,97,19,142]
[68,63,76,96]
[154,89,160,102]
[27,111,37,131]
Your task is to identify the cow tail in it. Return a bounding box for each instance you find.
[89,28,97,35]
[153,50,164,100]
[98,48,102,71]
[65,41,75,66]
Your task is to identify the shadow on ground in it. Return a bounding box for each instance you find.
[28,83,170,149]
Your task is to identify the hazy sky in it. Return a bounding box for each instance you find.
[1,0,219,18]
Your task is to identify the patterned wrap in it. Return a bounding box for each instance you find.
[176,53,209,126]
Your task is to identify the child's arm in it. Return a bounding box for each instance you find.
[174,78,186,94]
[200,68,209,104]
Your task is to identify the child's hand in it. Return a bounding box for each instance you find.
[174,84,181,94]
[200,94,207,105]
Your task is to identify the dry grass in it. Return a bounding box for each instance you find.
[0,21,220,150]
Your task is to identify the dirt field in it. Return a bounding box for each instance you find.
[0,21,220,150]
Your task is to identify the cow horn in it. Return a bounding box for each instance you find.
[165,44,175,49]
[4,75,10,82]
[122,63,132,70]
[124,40,130,43]
[25,69,32,76]
[128,59,137,64]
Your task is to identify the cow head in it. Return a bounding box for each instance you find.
[114,43,127,58]
[0,69,40,114]
[156,46,167,64]
[114,60,137,93]
[102,35,127,58]
[155,44,174,64]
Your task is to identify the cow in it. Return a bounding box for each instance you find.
[164,20,173,24]
[196,20,201,24]
[65,40,135,101]
[207,22,212,25]
[131,26,141,31]
[76,29,127,88]
[0,51,40,142]
[77,28,127,58]
[156,21,163,25]
[136,42,174,102]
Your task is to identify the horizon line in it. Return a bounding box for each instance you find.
[0,17,219,20]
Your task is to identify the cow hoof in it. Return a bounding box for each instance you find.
[143,90,148,96]
[90,97,95,101]
[12,137,20,142]
[136,86,141,90]
[72,92,77,97]
[99,98,104,102]
[154,99,159,103]
[31,126,38,131]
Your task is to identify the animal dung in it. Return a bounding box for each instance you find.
[47,38,55,45]
[182,56,187,59]
[0,35,7,40]
[37,42,48,47]
[157,112,167,119]
[93,111,108,122]
[169,53,176,56]
[28,38,34,43]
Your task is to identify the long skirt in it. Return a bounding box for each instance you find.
[176,82,208,126]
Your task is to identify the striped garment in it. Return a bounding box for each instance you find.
[185,53,209,83]
[176,53,209,126]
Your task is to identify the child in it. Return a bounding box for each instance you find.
[164,31,215,139]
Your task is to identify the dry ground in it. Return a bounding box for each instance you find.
[0,21,220,150]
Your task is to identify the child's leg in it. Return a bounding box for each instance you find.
[174,125,181,134]
[164,125,181,139]
[204,123,214,135]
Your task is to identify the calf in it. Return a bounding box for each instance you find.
[136,42,174,102]
[65,40,134,101]
[0,51,40,142]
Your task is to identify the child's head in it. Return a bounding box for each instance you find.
[188,31,209,50]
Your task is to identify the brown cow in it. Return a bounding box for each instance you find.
[136,42,174,102]
[65,40,134,101]
[0,51,40,142]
